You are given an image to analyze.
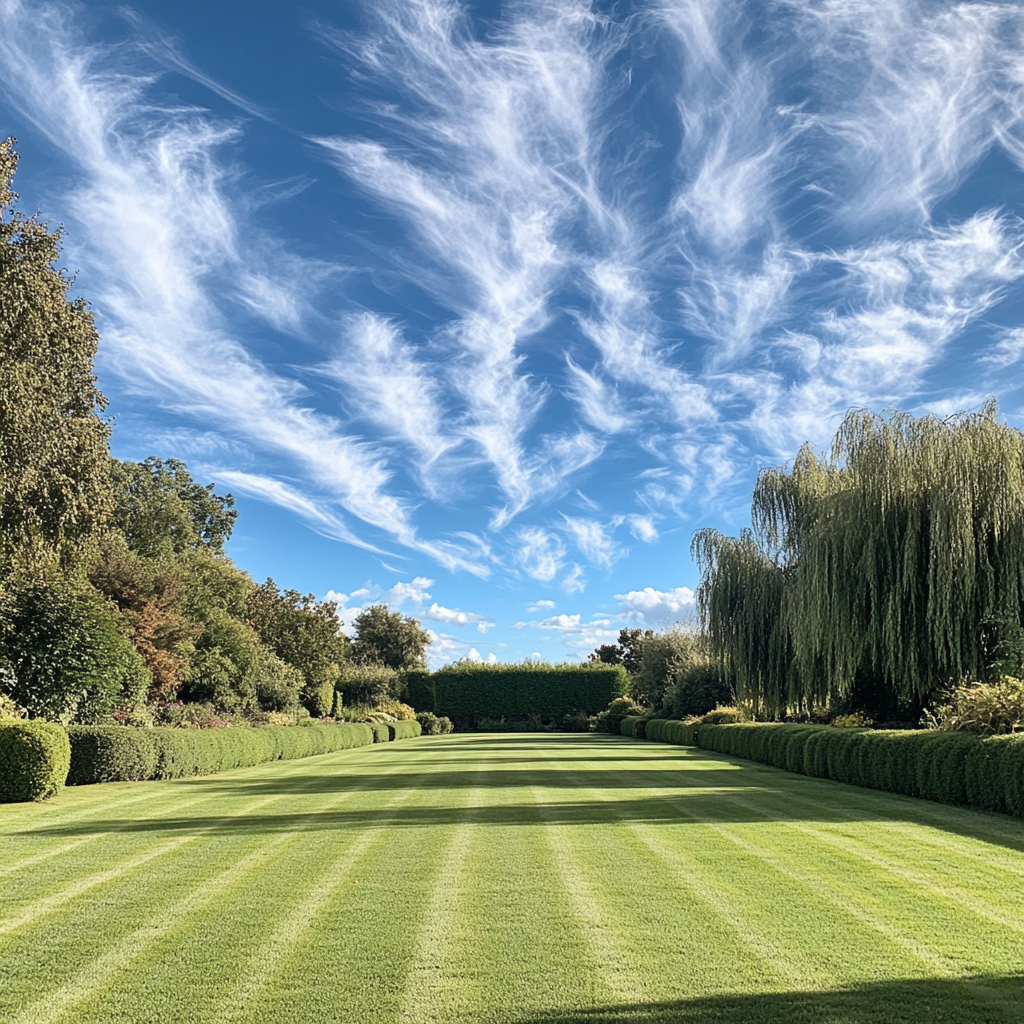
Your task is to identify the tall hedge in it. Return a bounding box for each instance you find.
[643,719,1024,817]
[0,721,71,801]
[401,669,434,712]
[66,722,374,785]
[433,662,628,722]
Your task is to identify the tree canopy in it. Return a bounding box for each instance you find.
[693,403,1024,719]
[351,604,431,670]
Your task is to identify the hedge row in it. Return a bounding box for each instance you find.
[642,719,1024,817]
[434,662,628,721]
[0,721,72,802]
[388,720,422,740]
[367,722,390,744]
[66,722,376,785]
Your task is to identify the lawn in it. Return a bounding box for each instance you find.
[2,733,1023,1024]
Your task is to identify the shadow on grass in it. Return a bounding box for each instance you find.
[504,975,1024,1023]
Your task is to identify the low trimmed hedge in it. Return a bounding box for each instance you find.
[387,719,422,740]
[641,719,1024,817]
[620,716,644,738]
[368,722,391,744]
[0,721,71,802]
[67,722,375,785]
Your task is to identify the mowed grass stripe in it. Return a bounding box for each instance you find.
[3,734,1024,1024]
[0,755,425,1018]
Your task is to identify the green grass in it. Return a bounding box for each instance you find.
[2,733,1024,1023]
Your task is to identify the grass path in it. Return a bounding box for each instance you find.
[2,733,1023,1023]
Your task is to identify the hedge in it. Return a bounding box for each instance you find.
[434,662,628,722]
[0,721,71,802]
[67,722,375,785]
[401,669,435,712]
[367,722,391,744]
[642,719,1024,817]
[620,716,646,738]
[387,719,422,740]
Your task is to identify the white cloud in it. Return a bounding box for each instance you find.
[616,587,696,626]
[982,328,1024,370]
[0,0,487,577]
[624,514,659,543]
[561,514,623,569]
[421,602,496,633]
[526,599,557,613]
[514,527,566,583]
[317,0,621,521]
[515,611,618,657]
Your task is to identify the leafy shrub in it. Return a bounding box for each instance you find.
[0,690,26,720]
[925,676,1024,735]
[337,663,397,707]
[594,696,645,733]
[416,711,453,735]
[620,716,646,738]
[1,582,150,723]
[66,722,375,784]
[433,661,628,724]
[371,698,417,721]
[831,712,874,728]
[367,722,391,743]
[387,720,422,740]
[662,662,733,719]
[559,711,592,732]
[0,721,71,801]
[701,706,742,724]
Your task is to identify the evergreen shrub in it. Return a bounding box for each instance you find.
[0,721,71,801]
[415,711,453,735]
[387,719,422,740]
[402,669,434,712]
[434,662,628,724]
[66,722,374,785]
[368,722,390,743]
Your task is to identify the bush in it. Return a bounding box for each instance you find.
[387,720,422,740]
[831,712,874,728]
[926,676,1024,735]
[367,722,391,743]
[337,663,397,707]
[594,696,645,734]
[66,722,375,784]
[620,716,646,738]
[0,721,71,801]
[1,582,151,724]
[701,706,742,724]
[433,661,628,724]
[662,662,733,720]
[415,711,453,735]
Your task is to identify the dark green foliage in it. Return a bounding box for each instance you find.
[0,138,112,566]
[433,661,628,723]
[109,457,236,557]
[620,716,646,738]
[66,722,375,784]
[1,581,150,723]
[0,720,70,801]
[387,719,422,740]
[415,711,453,735]
[589,628,652,676]
[402,668,434,711]
[351,604,430,670]
[246,578,348,716]
[337,663,397,707]
[368,722,390,743]
[593,695,644,733]
[689,722,1024,817]
[663,662,733,719]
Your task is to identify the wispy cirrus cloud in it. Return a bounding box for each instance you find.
[0,0,489,576]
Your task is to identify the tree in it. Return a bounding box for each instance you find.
[693,403,1024,718]
[0,138,111,569]
[247,579,349,716]
[588,628,652,677]
[109,457,236,558]
[351,604,431,670]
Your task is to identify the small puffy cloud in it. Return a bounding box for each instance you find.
[515,611,618,658]
[421,602,495,632]
[527,599,557,613]
[616,586,696,626]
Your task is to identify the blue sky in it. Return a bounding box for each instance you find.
[2,0,1023,666]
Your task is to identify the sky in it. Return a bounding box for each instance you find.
[1,0,1023,667]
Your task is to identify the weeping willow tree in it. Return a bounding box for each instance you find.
[692,403,1024,718]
